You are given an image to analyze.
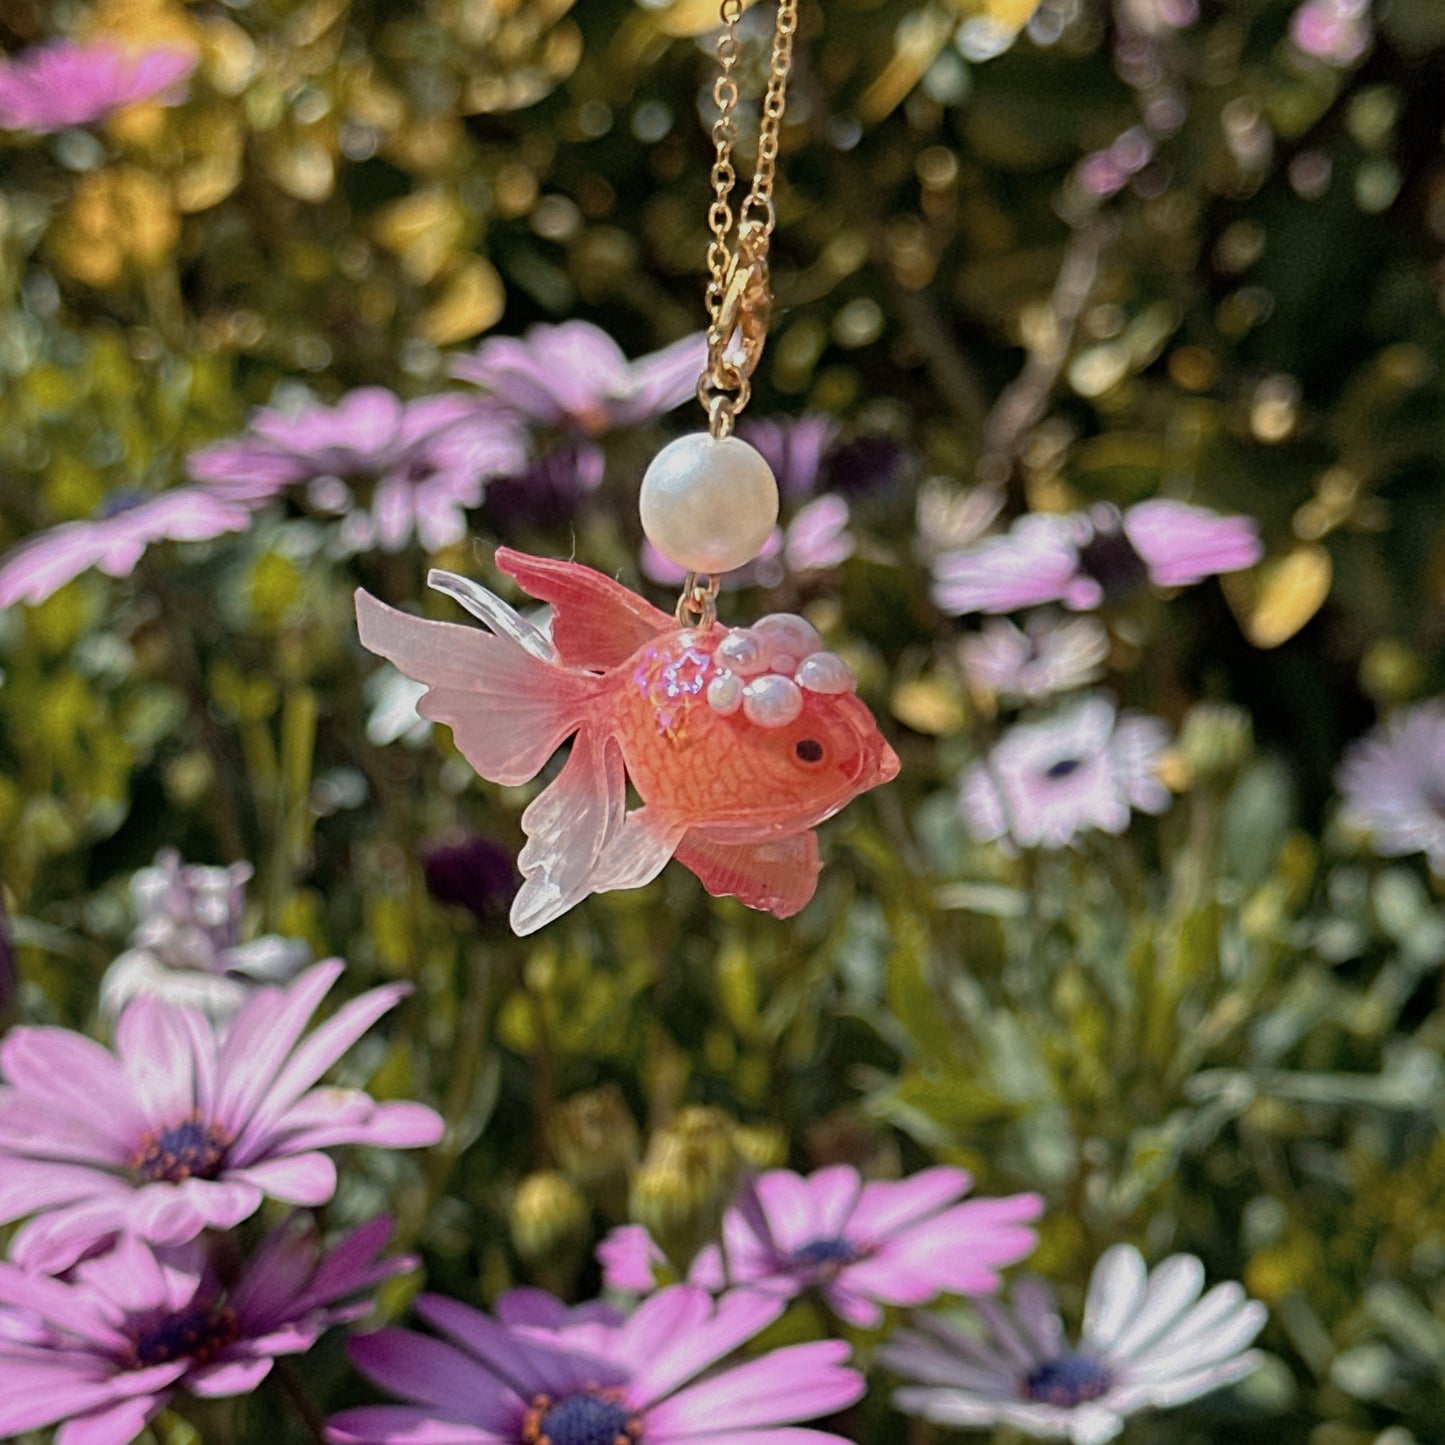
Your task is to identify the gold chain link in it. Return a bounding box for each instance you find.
[705,0,743,324]
[700,0,799,440]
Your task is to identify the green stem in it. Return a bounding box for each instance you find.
[399,947,497,1254]
[267,685,318,928]
[528,980,558,1171]
[275,1358,328,1445]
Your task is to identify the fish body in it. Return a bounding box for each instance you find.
[356,548,899,934]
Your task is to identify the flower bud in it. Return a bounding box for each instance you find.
[510,1170,590,1271]
[1177,701,1253,781]
[422,835,520,929]
[550,1085,641,1216]
[629,1106,741,1270]
[1360,638,1423,708]
[733,1121,788,1170]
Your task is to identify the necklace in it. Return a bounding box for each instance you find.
[355,0,899,934]
[639,0,799,629]
[701,0,797,433]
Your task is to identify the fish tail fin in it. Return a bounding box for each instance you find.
[356,586,601,786]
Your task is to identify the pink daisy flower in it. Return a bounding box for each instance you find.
[932,500,1262,615]
[187,388,528,553]
[327,1283,865,1445]
[961,694,1171,851]
[600,1165,1043,1329]
[0,488,258,607]
[740,414,842,501]
[0,1216,409,1445]
[452,322,706,522]
[452,321,706,436]
[0,39,196,134]
[0,960,443,1273]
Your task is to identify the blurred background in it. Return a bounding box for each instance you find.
[3,0,1445,1441]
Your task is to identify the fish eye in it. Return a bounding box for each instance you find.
[795,738,824,763]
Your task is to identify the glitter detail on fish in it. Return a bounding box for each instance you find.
[355,548,899,934]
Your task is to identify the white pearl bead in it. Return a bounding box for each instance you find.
[706,673,743,715]
[715,628,769,676]
[753,613,824,666]
[742,674,804,728]
[639,433,779,575]
[796,651,856,694]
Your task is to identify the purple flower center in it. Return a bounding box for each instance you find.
[1021,1353,1114,1408]
[789,1235,862,1279]
[1075,516,1149,598]
[523,1389,641,1445]
[1044,756,1084,780]
[130,1115,232,1183]
[128,1304,239,1368]
[403,452,439,484]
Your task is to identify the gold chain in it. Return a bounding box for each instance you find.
[699,0,799,441]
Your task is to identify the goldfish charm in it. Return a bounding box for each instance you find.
[356,548,899,934]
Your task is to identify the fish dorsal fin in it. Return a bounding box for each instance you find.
[495,547,673,671]
[428,569,557,661]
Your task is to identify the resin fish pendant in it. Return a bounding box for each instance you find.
[356,548,899,935]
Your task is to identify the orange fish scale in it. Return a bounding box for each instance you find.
[613,639,810,818]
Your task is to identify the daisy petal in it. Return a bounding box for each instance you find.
[215,961,345,1132]
[54,1395,167,1445]
[845,1167,971,1239]
[231,982,411,1158]
[622,1288,783,1406]
[648,1341,862,1433]
[327,1407,511,1445]
[1081,1244,1148,1353]
[1106,1254,1205,1361]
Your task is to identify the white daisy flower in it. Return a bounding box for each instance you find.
[881,1244,1267,1444]
[1336,698,1445,875]
[98,850,311,1023]
[959,695,1171,851]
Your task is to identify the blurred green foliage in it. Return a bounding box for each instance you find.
[4,0,1445,1442]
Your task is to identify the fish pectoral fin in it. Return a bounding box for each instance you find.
[674,829,822,919]
[511,732,628,936]
[495,547,674,670]
[589,807,687,895]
